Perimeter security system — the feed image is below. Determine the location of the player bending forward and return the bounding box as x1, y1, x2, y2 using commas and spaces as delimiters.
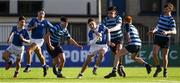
2, 16, 30, 78
77, 18, 110, 79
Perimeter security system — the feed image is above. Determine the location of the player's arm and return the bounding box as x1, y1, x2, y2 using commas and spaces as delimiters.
45, 31, 54, 50
20, 30, 30, 43
27, 19, 37, 31
162, 20, 176, 35
7, 32, 14, 44
162, 28, 176, 35
68, 38, 83, 49
20, 35, 30, 43
147, 26, 158, 36
108, 23, 121, 32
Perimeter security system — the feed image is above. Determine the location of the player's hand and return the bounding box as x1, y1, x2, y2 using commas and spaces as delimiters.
49, 45, 55, 50
161, 31, 168, 36
108, 41, 115, 47
78, 45, 83, 50
7, 39, 10, 44
147, 31, 154, 37
20, 34, 24, 40
33, 22, 38, 28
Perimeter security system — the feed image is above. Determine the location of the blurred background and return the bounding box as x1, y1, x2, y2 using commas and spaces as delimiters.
0, 0, 179, 67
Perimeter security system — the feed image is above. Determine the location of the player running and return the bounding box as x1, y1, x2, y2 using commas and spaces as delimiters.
77, 18, 110, 79
23, 10, 53, 77
2, 16, 30, 78
148, 3, 176, 78
103, 6, 126, 78
105, 16, 152, 79
45, 17, 83, 78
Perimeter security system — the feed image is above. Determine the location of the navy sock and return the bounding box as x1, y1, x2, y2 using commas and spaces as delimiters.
112, 67, 116, 73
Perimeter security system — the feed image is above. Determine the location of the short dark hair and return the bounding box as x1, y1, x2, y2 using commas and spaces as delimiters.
18, 16, 26, 21
60, 17, 68, 22
164, 3, 174, 11
108, 6, 117, 11
88, 18, 96, 23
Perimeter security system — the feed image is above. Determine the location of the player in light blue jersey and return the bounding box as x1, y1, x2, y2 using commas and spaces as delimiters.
77, 18, 110, 79
45, 17, 83, 78
104, 6, 126, 78
2, 16, 30, 78
24, 10, 53, 77
105, 16, 152, 79
148, 3, 176, 78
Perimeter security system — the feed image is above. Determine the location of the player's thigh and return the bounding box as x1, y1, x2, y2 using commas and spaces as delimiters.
57, 53, 65, 62
88, 45, 98, 56
28, 43, 38, 52
98, 45, 108, 56
118, 47, 128, 57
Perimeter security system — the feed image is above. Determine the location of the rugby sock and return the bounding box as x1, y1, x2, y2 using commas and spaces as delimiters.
118, 64, 122, 70
112, 67, 117, 73
156, 65, 161, 68
42, 64, 46, 69
143, 62, 148, 66
93, 65, 98, 70
26, 64, 31, 68
58, 69, 62, 74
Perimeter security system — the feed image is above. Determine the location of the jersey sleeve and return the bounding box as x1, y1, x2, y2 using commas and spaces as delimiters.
102, 17, 107, 27
28, 18, 35, 28
11, 26, 16, 33
169, 18, 176, 30
49, 26, 57, 34
46, 20, 54, 28
116, 16, 122, 24
64, 30, 71, 39
88, 30, 94, 41
23, 29, 30, 40
98, 25, 107, 33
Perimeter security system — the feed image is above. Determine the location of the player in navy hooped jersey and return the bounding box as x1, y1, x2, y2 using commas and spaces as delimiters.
148, 3, 176, 78
45, 17, 83, 78
2, 16, 30, 78
23, 10, 53, 77
111, 16, 152, 77
104, 6, 126, 78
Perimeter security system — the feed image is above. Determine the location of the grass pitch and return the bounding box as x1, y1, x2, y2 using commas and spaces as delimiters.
0, 67, 180, 83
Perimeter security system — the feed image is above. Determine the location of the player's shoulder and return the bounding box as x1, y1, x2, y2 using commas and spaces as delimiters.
12, 26, 17, 30
116, 15, 122, 20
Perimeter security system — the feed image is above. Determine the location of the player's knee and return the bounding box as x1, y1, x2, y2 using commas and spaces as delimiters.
27, 48, 33, 54
2, 52, 8, 60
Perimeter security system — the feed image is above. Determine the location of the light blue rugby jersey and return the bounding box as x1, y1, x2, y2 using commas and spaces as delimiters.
155, 14, 176, 37
102, 15, 123, 42
88, 25, 107, 44
124, 24, 141, 46
49, 23, 71, 45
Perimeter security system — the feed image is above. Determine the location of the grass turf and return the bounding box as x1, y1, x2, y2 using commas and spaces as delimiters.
0, 67, 180, 83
